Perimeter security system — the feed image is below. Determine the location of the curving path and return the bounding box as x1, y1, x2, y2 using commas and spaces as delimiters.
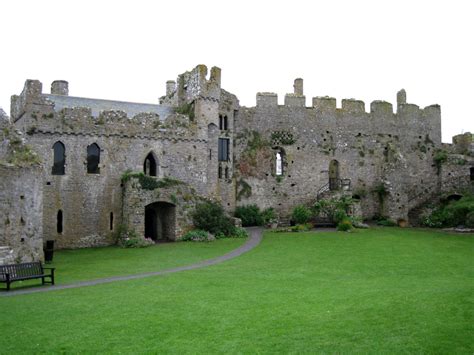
1, 227, 263, 297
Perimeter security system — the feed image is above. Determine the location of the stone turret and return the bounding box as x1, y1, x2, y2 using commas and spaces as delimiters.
293, 78, 303, 95
51, 80, 69, 96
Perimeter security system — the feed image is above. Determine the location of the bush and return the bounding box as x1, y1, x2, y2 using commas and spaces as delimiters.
234, 204, 264, 226
231, 227, 249, 238
261, 208, 276, 225
292, 205, 313, 224
312, 196, 353, 223
466, 211, 474, 228
234, 205, 276, 226
337, 219, 353, 231
192, 200, 236, 237
115, 224, 154, 248
181, 229, 211, 242
422, 194, 474, 228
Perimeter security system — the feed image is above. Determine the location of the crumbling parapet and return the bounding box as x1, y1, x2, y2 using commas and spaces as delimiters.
257, 92, 278, 107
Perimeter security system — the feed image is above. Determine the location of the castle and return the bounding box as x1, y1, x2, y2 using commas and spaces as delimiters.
0, 64, 473, 263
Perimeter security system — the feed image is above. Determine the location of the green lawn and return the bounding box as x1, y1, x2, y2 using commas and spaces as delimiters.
18, 238, 248, 286
1, 228, 473, 353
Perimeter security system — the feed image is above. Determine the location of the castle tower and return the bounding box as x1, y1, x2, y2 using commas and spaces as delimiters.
51, 80, 69, 96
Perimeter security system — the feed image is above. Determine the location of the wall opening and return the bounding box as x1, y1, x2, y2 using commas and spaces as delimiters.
218, 165, 223, 179
57, 210, 63, 234
218, 138, 230, 161
87, 143, 100, 174
225, 167, 229, 179
276, 152, 283, 175
329, 160, 340, 191
52, 141, 65, 175
470, 167, 474, 181
144, 152, 157, 176
144, 202, 176, 241
109, 212, 114, 231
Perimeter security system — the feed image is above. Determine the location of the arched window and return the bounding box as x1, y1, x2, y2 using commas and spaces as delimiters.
57, 210, 63, 234
144, 152, 157, 176
87, 143, 100, 174
219, 115, 223, 130
52, 141, 65, 175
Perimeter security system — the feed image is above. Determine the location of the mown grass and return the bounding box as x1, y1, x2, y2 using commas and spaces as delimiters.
12, 238, 247, 286
1, 228, 473, 353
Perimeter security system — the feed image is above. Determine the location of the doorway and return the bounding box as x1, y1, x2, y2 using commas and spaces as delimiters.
144, 202, 176, 241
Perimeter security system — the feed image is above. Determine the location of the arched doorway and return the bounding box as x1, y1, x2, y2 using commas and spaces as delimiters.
329, 160, 340, 191
144, 202, 176, 241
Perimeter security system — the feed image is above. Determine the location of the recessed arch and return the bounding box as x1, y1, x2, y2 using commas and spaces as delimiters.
144, 151, 158, 177
273, 147, 286, 176
52, 141, 65, 175
145, 202, 176, 241
329, 160, 340, 191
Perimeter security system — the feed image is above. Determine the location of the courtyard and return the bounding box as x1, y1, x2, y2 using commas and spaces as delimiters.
0, 227, 473, 353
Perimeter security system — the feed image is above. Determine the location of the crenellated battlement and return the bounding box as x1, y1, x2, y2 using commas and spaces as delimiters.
25, 106, 200, 140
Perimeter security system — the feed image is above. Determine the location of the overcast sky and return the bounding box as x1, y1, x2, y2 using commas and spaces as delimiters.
1, 0, 472, 142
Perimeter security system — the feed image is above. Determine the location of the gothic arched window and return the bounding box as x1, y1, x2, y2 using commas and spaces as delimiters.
144, 152, 157, 176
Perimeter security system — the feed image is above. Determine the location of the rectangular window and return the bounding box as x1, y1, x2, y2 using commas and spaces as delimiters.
218, 138, 230, 161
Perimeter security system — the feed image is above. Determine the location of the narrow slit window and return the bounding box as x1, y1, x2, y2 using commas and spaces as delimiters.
52, 141, 65, 175
223, 115, 228, 130
225, 167, 229, 179
218, 165, 223, 179
109, 212, 114, 231
219, 115, 223, 130
87, 143, 100, 174
57, 210, 63, 234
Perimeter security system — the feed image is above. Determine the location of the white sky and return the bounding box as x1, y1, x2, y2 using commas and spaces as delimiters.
1, 0, 473, 142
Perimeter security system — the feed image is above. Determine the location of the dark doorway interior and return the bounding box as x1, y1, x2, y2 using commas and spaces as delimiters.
144, 202, 176, 241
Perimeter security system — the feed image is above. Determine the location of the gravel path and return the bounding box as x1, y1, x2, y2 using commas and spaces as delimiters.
1, 227, 263, 297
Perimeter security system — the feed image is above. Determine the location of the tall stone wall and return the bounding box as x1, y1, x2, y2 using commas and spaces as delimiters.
234, 87, 442, 222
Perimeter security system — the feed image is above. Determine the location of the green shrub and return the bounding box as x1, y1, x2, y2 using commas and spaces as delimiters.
235, 204, 264, 226
313, 196, 353, 223
466, 211, 474, 228
261, 208, 276, 225
180, 229, 210, 242
292, 205, 313, 224
422, 194, 474, 228
231, 227, 249, 238
337, 219, 353, 231
192, 200, 236, 237
115, 224, 154, 248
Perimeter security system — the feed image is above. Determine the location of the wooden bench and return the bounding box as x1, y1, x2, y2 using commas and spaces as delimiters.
0, 262, 55, 291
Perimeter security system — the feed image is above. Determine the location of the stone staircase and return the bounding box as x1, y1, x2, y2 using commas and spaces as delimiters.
0, 246, 14, 265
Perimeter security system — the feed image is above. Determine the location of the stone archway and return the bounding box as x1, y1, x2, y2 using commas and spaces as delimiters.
144, 202, 176, 241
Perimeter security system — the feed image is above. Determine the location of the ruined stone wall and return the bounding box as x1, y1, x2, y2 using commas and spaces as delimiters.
0, 165, 43, 262
234, 88, 442, 222
122, 178, 201, 240
0, 117, 43, 262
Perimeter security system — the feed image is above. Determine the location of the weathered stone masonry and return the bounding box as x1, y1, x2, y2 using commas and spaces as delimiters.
0, 64, 472, 262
